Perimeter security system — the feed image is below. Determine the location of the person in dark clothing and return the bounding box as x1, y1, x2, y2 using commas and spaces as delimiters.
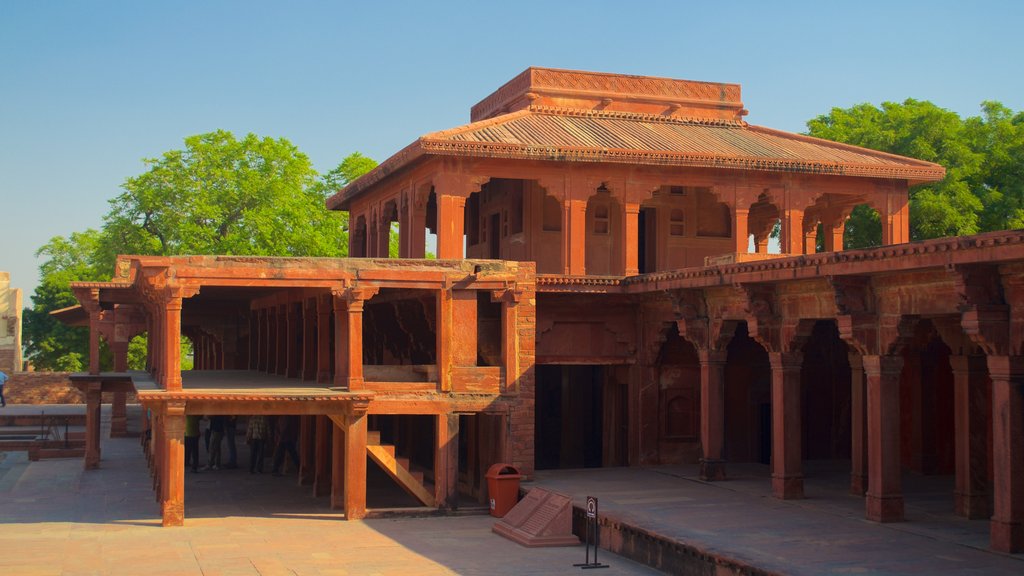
206, 415, 225, 470
271, 416, 300, 476
246, 415, 268, 474
224, 416, 238, 469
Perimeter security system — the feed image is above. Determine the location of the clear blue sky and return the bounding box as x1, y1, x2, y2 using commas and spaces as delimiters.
2, 0, 1022, 298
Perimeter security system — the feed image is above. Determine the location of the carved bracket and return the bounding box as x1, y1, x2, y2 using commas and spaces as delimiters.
737, 283, 780, 352
491, 286, 524, 305
950, 264, 1010, 356
828, 275, 873, 316
670, 289, 709, 351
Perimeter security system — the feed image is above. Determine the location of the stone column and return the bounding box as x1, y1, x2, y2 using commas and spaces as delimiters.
275, 305, 287, 376
563, 199, 587, 275
436, 288, 453, 392
803, 229, 817, 255
435, 414, 459, 509
286, 302, 300, 378
257, 308, 269, 372
988, 355, 1024, 553
162, 296, 183, 390
332, 414, 368, 519
110, 342, 129, 438
84, 381, 102, 470
249, 313, 258, 370
823, 220, 845, 252
733, 208, 750, 254
408, 193, 427, 258
161, 401, 186, 527
302, 299, 317, 381
436, 194, 467, 259
863, 354, 905, 522
951, 354, 989, 519
781, 208, 804, 255
498, 291, 520, 394
334, 290, 371, 391
623, 202, 640, 276
769, 351, 803, 499
331, 418, 345, 510
881, 189, 909, 246
699, 350, 727, 480
298, 415, 315, 486
849, 352, 868, 495
314, 415, 332, 497
316, 295, 332, 384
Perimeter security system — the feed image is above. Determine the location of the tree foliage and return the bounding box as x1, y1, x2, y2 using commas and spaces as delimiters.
806, 99, 1023, 247
23, 230, 111, 371
24, 130, 375, 370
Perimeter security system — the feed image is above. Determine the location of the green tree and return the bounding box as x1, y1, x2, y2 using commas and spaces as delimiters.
807, 99, 986, 247
24, 130, 376, 370
103, 130, 351, 258
22, 230, 110, 371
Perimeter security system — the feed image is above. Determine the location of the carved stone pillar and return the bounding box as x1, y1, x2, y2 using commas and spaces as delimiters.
849, 352, 868, 496
733, 208, 750, 254
275, 305, 287, 376
769, 351, 803, 499
863, 354, 905, 522
333, 287, 376, 391
161, 401, 186, 527
314, 415, 332, 497
316, 295, 332, 384
880, 187, 909, 246
298, 415, 315, 486
493, 289, 521, 395
110, 341, 129, 438
436, 194, 467, 259
162, 296, 183, 390
623, 202, 640, 276
951, 354, 990, 519
435, 414, 459, 509
563, 199, 587, 275
436, 288, 453, 392
823, 220, 845, 252
344, 412, 368, 520
286, 302, 299, 378
988, 355, 1024, 553
302, 299, 317, 381
84, 381, 102, 470
781, 208, 804, 255
699, 350, 727, 481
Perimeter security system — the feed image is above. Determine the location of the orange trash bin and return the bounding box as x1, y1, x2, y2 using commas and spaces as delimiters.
485, 463, 522, 517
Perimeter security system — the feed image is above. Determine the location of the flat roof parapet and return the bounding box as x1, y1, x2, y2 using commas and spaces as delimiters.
470, 67, 745, 123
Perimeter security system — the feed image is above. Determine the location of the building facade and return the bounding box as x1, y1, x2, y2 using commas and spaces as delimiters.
0, 272, 23, 372
70, 69, 1024, 554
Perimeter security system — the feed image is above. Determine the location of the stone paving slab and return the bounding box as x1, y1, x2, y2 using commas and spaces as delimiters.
0, 418, 659, 576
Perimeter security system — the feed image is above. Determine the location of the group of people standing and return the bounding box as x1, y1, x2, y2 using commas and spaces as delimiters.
183, 414, 300, 476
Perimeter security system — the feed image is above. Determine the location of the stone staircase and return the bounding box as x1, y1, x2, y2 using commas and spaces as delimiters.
365, 430, 435, 507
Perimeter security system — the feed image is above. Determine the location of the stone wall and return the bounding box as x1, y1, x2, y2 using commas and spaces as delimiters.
509, 262, 536, 477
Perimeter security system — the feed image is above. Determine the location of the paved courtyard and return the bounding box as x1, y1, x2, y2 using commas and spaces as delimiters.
0, 406, 657, 576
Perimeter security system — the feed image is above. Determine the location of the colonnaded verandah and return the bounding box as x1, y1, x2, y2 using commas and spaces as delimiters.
62, 68, 1024, 554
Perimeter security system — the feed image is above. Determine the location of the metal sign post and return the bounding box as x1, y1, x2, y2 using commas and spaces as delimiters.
573, 496, 609, 570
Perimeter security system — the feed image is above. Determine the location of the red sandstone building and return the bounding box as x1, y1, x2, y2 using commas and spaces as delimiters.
67, 69, 1024, 554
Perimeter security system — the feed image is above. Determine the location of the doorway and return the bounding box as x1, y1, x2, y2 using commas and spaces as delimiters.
534, 364, 627, 470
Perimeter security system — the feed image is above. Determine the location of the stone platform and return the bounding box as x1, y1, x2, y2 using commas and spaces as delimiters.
529, 464, 1024, 575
